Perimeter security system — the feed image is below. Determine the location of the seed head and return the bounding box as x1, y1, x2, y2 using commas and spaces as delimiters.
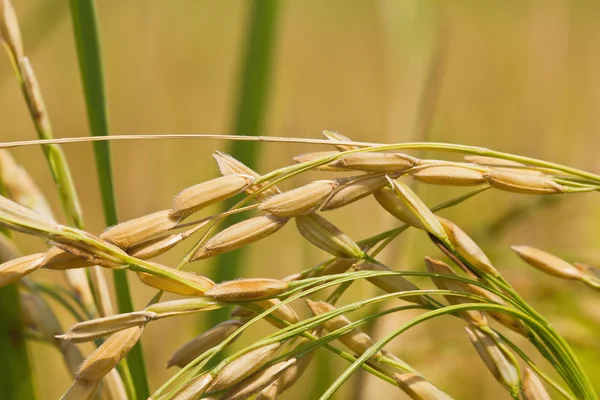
315, 257, 356, 277
255, 298, 300, 328
77, 326, 144, 381
0, 0, 23, 60
0, 150, 54, 219
136, 268, 214, 296
100, 209, 180, 249
321, 174, 390, 211
387, 178, 449, 243
41, 247, 92, 270
259, 180, 337, 217
521, 368, 551, 400
171, 373, 214, 400
0, 194, 56, 236
424, 257, 487, 326
465, 327, 521, 396
170, 174, 254, 219
57, 312, 154, 343
193, 215, 288, 261
374, 187, 426, 230
256, 381, 279, 400
0, 253, 45, 287
511, 246, 582, 280
393, 372, 455, 400
322, 130, 359, 151
277, 334, 321, 393
292, 151, 345, 171
353, 262, 426, 305
437, 217, 498, 276
168, 320, 244, 368
306, 300, 382, 358
330, 152, 418, 173
410, 164, 487, 186
208, 342, 281, 392
213, 151, 281, 201
465, 284, 529, 336
205, 278, 289, 302
61, 379, 101, 400
220, 359, 296, 400
295, 213, 364, 258
484, 170, 564, 195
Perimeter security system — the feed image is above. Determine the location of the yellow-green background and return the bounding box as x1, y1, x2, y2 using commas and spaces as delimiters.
1, 1, 599, 399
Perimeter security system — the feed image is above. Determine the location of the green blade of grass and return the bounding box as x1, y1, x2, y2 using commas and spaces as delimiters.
68, 1, 149, 398
210, 0, 280, 326
0, 283, 36, 399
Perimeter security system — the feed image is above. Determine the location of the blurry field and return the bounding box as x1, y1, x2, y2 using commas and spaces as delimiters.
1, 1, 599, 399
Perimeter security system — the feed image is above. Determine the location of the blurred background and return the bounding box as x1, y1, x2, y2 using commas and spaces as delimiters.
1, 1, 599, 398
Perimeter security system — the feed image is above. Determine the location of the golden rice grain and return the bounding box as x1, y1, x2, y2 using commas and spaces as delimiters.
521, 368, 551, 400
77, 326, 143, 381
465, 327, 520, 395
410, 164, 487, 186
321, 174, 390, 211
170, 174, 254, 218
260, 180, 337, 217
511, 246, 582, 280
192, 215, 288, 261
393, 372, 455, 400
353, 262, 426, 305
0, 253, 45, 286
205, 278, 289, 302
213, 151, 281, 201
424, 257, 487, 326
208, 342, 281, 392
484, 170, 564, 195
220, 359, 296, 400
100, 209, 180, 249
295, 213, 364, 259
330, 152, 418, 173
306, 300, 382, 358
168, 320, 244, 368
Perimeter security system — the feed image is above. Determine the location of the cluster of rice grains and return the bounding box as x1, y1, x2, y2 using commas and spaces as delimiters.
1, 130, 600, 400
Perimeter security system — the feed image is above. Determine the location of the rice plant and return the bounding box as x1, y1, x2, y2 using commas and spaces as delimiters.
1, 1, 599, 400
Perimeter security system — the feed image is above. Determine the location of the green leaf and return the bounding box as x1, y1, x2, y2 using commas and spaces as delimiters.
68, 0, 149, 397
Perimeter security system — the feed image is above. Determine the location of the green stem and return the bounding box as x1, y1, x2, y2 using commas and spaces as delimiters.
319, 302, 583, 400
0, 283, 36, 399
68, 0, 147, 397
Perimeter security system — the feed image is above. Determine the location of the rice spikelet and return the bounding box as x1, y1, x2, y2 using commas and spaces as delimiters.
511, 246, 582, 280
0, 253, 45, 286
321, 173, 391, 211
306, 300, 382, 358
220, 359, 296, 400
208, 342, 281, 392
192, 215, 288, 261
330, 152, 418, 173
259, 180, 337, 217
100, 209, 180, 249
213, 151, 281, 201
353, 262, 426, 305
205, 278, 289, 302
136, 268, 214, 296
295, 213, 364, 258
168, 320, 243, 368
170, 174, 254, 218
76, 326, 144, 381
393, 372, 455, 400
